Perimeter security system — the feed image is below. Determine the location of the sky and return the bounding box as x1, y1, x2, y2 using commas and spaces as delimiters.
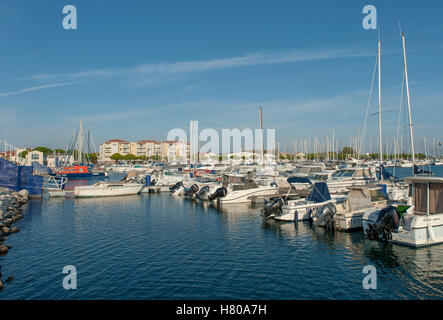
0, 0, 442, 155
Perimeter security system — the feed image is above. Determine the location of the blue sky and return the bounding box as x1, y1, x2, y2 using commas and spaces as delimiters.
0, 0, 442, 154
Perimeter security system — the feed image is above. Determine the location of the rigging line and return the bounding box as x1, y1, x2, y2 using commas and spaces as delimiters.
359, 54, 378, 157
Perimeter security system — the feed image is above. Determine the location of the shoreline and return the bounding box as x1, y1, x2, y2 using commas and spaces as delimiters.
0, 187, 30, 290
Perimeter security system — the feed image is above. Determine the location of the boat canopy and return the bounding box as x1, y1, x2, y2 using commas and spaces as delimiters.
307, 182, 331, 203
348, 188, 372, 211
287, 177, 312, 185
378, 165, 394, 180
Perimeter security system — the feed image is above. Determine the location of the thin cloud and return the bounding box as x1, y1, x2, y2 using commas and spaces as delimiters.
25, 47, 377, 84
0, 82, 79, 97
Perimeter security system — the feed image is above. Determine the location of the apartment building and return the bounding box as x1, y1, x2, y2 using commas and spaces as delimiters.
99, 139, 189, 161
99, 139, 130, 161
137, 140, 160, 158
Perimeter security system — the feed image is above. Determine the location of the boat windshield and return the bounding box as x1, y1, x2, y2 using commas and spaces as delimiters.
340, 170, 355, 177
307, 174, 328, 181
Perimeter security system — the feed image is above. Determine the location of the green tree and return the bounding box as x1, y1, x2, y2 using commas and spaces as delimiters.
34, 146, 53, 154
124, 153, 138, 161
19, 150, 28, 158
110, 153, 124, 161
88, 153, 98, 163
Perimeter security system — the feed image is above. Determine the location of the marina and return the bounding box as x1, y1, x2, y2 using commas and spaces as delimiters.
1, 162, 443, 298
1, 1, 443, 305
0, 168, 442, 299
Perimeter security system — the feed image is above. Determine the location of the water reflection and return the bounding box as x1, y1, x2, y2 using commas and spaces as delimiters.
211, 202, 262, 219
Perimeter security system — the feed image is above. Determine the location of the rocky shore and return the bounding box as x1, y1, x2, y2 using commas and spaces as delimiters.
0, 186, 29, 290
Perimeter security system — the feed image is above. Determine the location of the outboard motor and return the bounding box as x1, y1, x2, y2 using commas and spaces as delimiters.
208, 187, 228, 201
184, 184, 199, 198
365, 206, 400, 241
262, 198, 286, 219
194, 186, 210, 200
169, 181, 184, 192
312, 203, 337, 229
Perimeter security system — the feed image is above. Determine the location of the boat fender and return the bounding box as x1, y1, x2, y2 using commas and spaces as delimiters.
427, 222, 436, 243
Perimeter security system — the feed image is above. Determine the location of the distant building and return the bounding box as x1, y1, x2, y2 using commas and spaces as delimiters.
137, 140, 161, 158
99, 139, 130, 161
98, 139, 189, 162
26, 150, 47, 166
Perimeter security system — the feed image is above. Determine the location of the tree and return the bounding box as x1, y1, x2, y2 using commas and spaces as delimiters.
88, 153, 98, 163
19, 150, 28, 158
340, 147, 354, 159
110, 153, 124, 161
124, 154, 138, 161
34, 146, 53, 154
54, 149, 66, 154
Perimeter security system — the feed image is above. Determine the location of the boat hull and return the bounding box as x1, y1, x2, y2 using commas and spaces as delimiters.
56, 172, 107, 180
219, 187, 279, 204
74, 183, 143, 197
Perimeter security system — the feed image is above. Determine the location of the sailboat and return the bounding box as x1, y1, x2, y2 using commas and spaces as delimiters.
53, 121, 107, 180
363, 32, 443, 247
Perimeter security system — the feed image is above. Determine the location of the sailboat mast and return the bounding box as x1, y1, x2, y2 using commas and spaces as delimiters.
78, 120, 83, 163
402, 32, 416, 164
259, 105, 264, 165
378, 40, 383, 162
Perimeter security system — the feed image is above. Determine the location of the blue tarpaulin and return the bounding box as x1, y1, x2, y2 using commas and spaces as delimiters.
307, 182, 331, 203
0, 158, 43, 196
32, 162, 53, 174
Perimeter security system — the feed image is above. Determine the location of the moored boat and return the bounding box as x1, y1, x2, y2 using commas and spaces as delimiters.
73, 181, 143, 197
363, 176, 443, 247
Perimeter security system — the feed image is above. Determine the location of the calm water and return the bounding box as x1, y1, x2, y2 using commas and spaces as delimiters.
1, 167, 443, 300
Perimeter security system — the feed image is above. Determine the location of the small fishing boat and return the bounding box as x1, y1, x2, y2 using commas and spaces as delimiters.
73, 181, 143, 197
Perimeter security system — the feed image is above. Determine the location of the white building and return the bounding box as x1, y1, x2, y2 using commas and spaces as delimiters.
26, 150, 47, 166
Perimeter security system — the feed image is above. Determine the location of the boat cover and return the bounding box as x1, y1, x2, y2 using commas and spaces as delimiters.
348, 188, 371, 211
287, 177, 312, 185
307, 182, 331, 202
378, 165, 394, 180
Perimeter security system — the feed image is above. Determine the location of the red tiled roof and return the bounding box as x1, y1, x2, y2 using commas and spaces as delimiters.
104, 139, 129, 144
137, 140, 159, 144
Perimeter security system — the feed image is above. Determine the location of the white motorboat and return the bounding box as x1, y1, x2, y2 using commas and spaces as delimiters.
74, 181, 143, 197
325, 167, 377, 193
264, 182, 346, 221
331, 186, 388, 231
363, 176, 443, 247
215, 174, 279, 204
